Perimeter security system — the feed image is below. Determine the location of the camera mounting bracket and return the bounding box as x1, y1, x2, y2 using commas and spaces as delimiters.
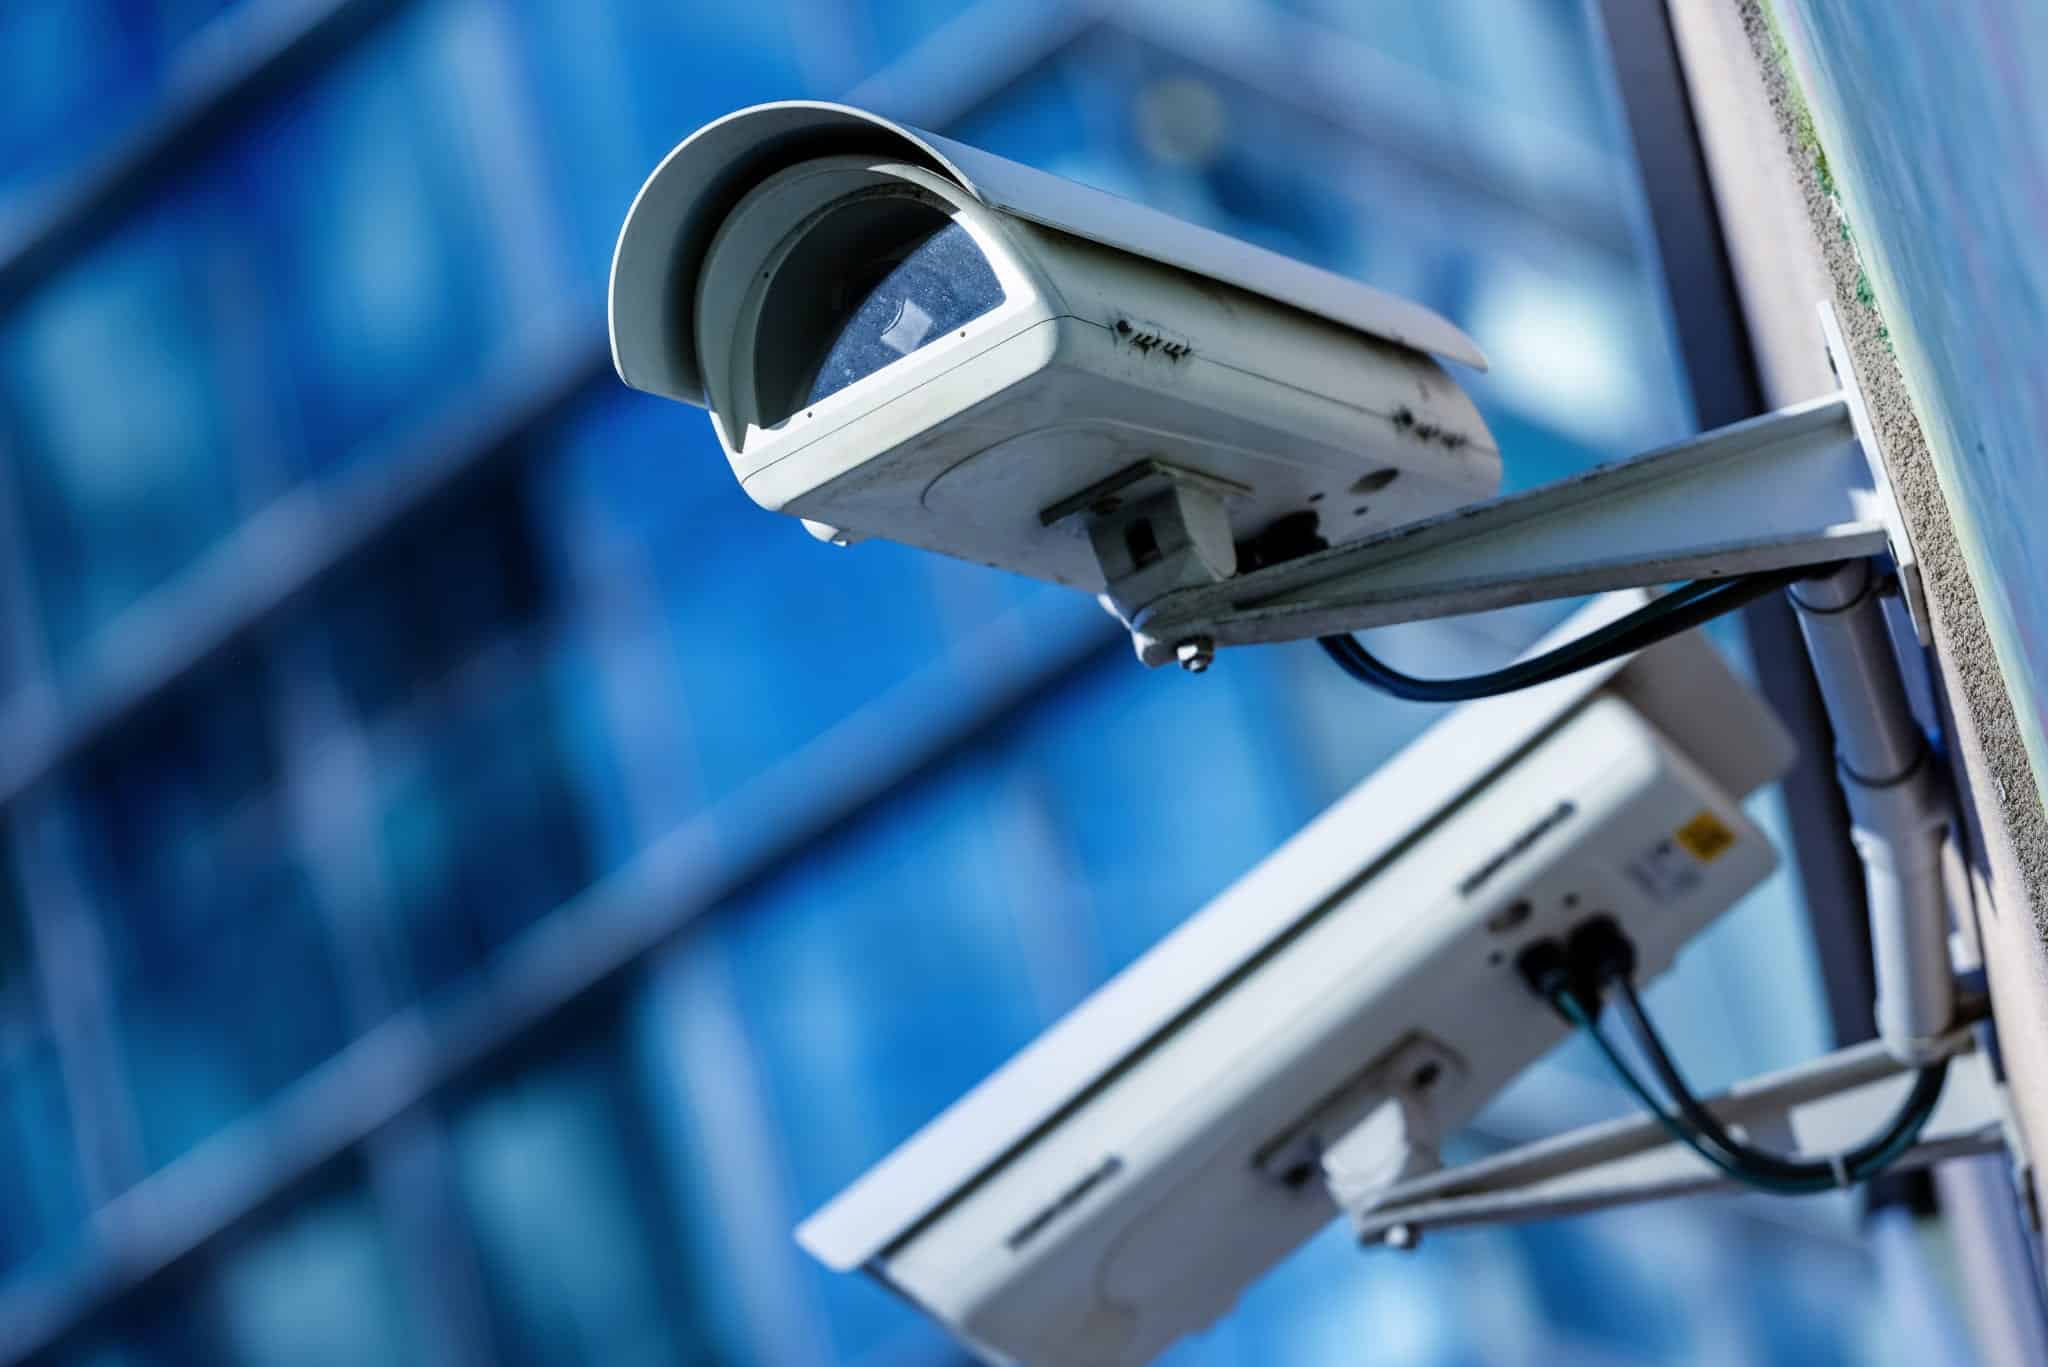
1346, 1023, 2004, 1248
1123, 303, 1925, 667
1043, 459, 1248, 614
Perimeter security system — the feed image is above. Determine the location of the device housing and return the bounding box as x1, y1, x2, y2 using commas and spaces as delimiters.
796, 605, 1794, 1366
609, 102, 1501, 592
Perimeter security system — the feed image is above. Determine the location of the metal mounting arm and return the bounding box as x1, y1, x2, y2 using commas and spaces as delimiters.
1342, 1027, 2003, 1249
1114, 305, 1922, 668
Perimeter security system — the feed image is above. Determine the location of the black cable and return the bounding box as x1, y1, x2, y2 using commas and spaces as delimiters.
1605, 980, 1830, 1185
1537, 923, 1950, 1193
1321, 569, 1796, 702
1523, 938, 1800, 1189
1548, 987, 1789, 1189
1319, 565, 1819, 702
1555, 984, 1947, 1194
1603, 975, 1948, 1192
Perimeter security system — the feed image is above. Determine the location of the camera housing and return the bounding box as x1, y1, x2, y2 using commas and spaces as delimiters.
610, 102, 1501, 594
794, 601, 1794, 1366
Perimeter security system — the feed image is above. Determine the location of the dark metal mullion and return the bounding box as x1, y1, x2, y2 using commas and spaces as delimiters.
1584, 0, 1877, 1050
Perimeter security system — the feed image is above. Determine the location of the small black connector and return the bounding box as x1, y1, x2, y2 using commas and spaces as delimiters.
1235, 510, 1328, 573
1565, 916, 1636, 1007
1515, 939, 1573, 1019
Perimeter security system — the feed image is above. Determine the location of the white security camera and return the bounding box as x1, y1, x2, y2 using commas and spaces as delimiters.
609, 101, 1499, 613
795, 606, 1794, 1366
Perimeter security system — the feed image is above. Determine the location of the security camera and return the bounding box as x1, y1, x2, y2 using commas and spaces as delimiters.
611, 110, 1980, 1367
794, 604, 1795, 1366
610, 101, 1499, 612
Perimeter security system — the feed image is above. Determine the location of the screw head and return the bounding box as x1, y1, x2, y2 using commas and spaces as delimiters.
1384, 1222, 1420, 1251
1175, 637, 1215, 673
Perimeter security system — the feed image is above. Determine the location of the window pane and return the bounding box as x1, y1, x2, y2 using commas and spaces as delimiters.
447, 1020, 711, 1367
641, 762, 1079, 1366
0, 2, 246, 213
0, 831, 88, 1286
309, 476, 550, 727
372, 647, 591, 999
290, 472, 591, 999
1007, 655, 1311, 972
62, 652, 351, 1168
1281, 0, 1612, 144
0, 208, 244, 675
604, 1, 810, 153
530, 394, 968, 806
223, 4, 529, 477
211, 1165, 418, 1367
0, 1038, 84, 1286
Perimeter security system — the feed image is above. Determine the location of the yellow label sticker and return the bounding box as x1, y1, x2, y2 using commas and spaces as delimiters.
1674, 810, 1737, 863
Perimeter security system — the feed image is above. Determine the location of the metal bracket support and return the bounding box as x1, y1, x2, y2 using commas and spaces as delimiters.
1043, 459, 1246, 621
1816, 300, 1931, 642
1346, 1027, 2001, 1248
1110, 304, 1918, 666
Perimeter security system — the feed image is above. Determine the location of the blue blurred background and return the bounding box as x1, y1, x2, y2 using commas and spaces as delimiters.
0, 0, 1985, 1363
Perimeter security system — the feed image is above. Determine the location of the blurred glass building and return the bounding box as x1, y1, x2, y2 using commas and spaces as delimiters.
0, 1, 1980, 1363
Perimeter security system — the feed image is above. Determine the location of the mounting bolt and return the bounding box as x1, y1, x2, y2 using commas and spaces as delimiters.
1175, 637, 1215, 674
1384, 1223, 1420, 1252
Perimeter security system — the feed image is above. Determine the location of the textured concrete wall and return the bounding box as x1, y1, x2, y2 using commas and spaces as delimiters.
1705, 0, 2048, 1218
1765, 0, 2048, 865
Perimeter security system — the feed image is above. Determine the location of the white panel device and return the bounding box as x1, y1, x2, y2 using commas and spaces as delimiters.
796, 609, 1794, 1365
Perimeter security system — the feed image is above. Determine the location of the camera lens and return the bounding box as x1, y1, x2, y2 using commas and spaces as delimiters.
805, 220, 1004, 406
751, 196, 1004, 425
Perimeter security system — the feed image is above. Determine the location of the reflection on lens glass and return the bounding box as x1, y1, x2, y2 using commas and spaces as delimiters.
806, 221, 1004, 406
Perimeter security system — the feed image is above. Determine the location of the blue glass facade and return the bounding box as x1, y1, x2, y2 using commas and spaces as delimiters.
0, 1, 1971, 1363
